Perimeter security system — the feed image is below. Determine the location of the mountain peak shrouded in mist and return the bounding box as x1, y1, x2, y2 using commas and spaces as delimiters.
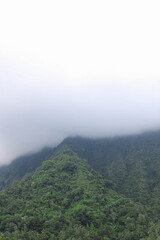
1, 0, 160, 164
0, 1, 160, 238
1, 129, 160, 190
1, 77, 160, 165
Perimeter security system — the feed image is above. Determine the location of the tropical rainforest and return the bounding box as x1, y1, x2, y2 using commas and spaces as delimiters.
1, 131, 160, 239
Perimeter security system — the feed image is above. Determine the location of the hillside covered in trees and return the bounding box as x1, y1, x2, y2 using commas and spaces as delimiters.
1, 131, 160, 239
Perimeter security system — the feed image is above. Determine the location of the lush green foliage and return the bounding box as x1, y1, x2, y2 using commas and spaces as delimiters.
63, 132, 160, 208
1, 131, 160, 238
0, 147, 151, 239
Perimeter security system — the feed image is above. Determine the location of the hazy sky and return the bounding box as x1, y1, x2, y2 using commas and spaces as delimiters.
0, 0, 160, 165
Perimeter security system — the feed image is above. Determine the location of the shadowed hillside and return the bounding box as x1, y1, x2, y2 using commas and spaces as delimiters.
0, 147, 54, 190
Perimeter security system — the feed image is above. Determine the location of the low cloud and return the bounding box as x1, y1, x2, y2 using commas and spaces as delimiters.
0, 63, 160, 165
0, 0, 160, 164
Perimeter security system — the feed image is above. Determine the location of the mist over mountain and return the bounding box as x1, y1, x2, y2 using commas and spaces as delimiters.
1, 1, 160, 239
1, 0, 160, 165
1, 76, 160, 165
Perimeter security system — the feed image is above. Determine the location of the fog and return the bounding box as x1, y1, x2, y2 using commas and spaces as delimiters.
0, 0, 160, 165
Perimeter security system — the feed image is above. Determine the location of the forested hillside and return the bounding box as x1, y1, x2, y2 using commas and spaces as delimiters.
0, 147, 153, 239
1, 131, 160, 239
62, 131, 160, 209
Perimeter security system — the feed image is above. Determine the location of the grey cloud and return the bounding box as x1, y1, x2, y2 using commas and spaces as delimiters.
1, 63, 160, 165
1, 0, 160, 166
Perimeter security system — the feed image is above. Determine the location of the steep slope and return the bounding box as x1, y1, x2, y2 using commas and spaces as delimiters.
0, 147, 54, 190
61, 131, 160, 211
0, 147, 150, 239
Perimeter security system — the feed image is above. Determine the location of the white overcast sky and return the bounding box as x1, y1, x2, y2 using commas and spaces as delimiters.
0, 0, 160, 165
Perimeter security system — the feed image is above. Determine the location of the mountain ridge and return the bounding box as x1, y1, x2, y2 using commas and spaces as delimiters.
1, 131, 160, 238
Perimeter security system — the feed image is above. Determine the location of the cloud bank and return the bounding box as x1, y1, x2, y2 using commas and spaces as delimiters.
0, 0, 160, 164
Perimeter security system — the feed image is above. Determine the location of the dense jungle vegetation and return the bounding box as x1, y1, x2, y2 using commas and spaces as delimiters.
1, 131, 160, 239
